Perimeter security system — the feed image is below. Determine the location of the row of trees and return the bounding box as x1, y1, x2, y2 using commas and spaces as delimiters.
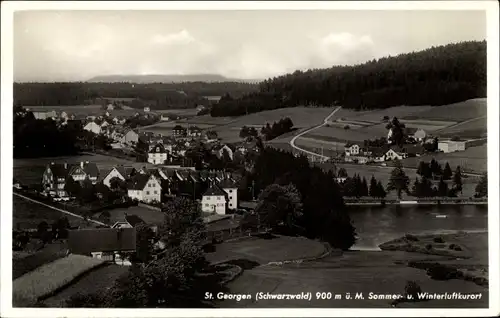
14, 106, 80, 158
260, 117, 294, 141
342, 174, 387, 199
14, 82, 258, 110
247, 147, 357, 250
417, 160, 459, 181
211, 41, 486, 117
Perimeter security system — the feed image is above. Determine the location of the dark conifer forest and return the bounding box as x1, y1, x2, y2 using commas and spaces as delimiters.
13, 82, 258, 109
211, 41, 486, 117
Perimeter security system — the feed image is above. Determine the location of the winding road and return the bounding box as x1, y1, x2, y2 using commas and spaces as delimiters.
289, 107, 341, 160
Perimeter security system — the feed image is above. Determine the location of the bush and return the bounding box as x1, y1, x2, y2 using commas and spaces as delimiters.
404, 281, 422, 300
426, 264, 461, 280
404, 234, 419, 241
66, 292, 107, 308
425, 244, 432, 250
449, 243, 462, 251
433, 236, 445, 243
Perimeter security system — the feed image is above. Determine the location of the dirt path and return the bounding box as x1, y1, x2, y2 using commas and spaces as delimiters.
289, 107, 341, 160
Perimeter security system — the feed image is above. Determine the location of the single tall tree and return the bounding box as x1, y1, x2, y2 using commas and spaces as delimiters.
369, 175, 378, 197
442, 162, 453, 180
453, 166, 463, 194
437, 177, 449, 197
387, 159, 410, 199
475, 173, 488, 198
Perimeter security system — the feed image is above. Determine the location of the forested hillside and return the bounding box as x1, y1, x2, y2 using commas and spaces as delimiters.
13, 82, 259, 109
211, 41, 486, 117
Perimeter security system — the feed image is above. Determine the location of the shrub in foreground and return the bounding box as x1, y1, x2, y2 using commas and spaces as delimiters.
404, 280, 422, 300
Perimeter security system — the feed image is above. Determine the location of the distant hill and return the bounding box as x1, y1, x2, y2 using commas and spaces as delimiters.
87, 74, 262, 84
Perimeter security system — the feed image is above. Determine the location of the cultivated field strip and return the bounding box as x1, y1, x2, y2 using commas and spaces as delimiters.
13, 254, 106, 303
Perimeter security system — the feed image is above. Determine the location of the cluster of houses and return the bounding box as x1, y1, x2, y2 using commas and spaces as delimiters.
41, 161, 241, 215
341, 127, 472, 164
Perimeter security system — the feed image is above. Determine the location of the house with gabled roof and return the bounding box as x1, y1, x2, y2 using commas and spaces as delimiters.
83, 121, 102, 135
214, 144, 234, 161
148, 143, 169, 165
121, 129, 139, 145
202, 185, 228, 215
67, 228, 136, 266
218, 178, 238, 210
41, 161, 100, 197
344, 143, 361, 156
127, 174, 162, 203
102, 165, 136, 188
111, 213, 145, 229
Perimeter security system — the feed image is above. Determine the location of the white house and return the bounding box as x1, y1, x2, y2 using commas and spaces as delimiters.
121, 130, 139, 145
218, 179, 238, 211
144, 107, 150, 113
438, 140, 466, 153
83, 121, 102, 135
385, 148, 407, 161
344, 143, 360, 156
100, 120, 110, 129
160, 114, 170, 121
201, 185, 228, 215
148, 143, 168, 165
60, 111, 69, 120
103, 166, 134, 188
107, 104, 115, 111
33, 110, 57, 120
127, 174, 162, 203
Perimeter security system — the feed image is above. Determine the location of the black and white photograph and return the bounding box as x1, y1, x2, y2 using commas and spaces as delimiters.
1, 1, 499, 317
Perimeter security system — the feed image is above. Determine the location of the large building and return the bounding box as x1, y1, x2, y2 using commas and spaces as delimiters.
438, 140, 467, 153
42, 161, 99, 197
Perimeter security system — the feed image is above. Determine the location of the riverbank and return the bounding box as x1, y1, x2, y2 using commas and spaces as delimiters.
379, 231, 488, 288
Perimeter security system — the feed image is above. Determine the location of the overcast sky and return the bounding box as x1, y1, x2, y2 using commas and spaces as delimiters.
14, 10, 486, 82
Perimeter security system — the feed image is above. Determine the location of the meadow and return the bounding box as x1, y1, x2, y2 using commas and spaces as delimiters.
403, 98, 486, 122
436, 117, 487, 139
43, 264, 129, 307
13, 195, 92, 230
13, 254, 106, 304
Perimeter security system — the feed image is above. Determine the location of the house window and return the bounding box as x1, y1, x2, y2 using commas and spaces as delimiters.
229, 196, 233, 200
154, 191, 157, 194
217, 196, 222, 200
229, 203, 233, 207
205, 204, 209, 207
229, 189, 233, 193
146, 191, 150, 195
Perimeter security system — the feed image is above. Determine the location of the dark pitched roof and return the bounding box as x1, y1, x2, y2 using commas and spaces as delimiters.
83, 162, 99, 178
173, 125, 186, 131
48, 163, 69, 179
203, 185, 227, 196
127, 174, 153, 190
68, 228, 136, 255
149, 143, 166, 154
126, 214, 145, 227
218, 178, 237, 189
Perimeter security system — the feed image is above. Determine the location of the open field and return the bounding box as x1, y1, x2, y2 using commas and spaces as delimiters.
206, 235, 327, 265
184, 115, 236, 126
43, 264, 128, 307
13, 195, 93, 230
13, 242, 69, 280
101, 205, 165, 226
399, 145, 487, 174
13, 254, 106, 304
222, 249, 487, 308
403, 99, 486, 122
339, 105, 434, 123
304, 126, 372, 143
155, 108, 200, 117
436, 117, 487, 139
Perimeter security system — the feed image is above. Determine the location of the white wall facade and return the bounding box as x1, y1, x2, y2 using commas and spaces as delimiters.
201, 195, 227, 215
103, 168, 126, 188
222, 187, 238, 210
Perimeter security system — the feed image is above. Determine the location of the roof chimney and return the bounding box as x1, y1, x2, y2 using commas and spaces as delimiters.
51, 162, 55, 165
80, 162, 84, 168
64, 162, 68, 169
